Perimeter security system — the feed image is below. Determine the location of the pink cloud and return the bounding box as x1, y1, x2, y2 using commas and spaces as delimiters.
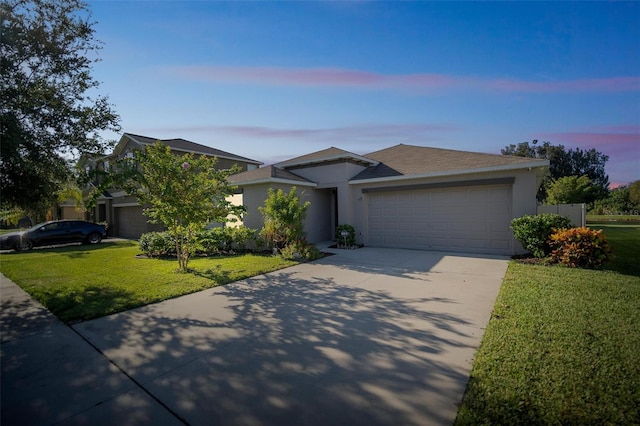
153, 123, 459, 143
167, 65, 640, 93
540, 131, 639, 155
590, 125, 640, 133
170, 66, 457, 91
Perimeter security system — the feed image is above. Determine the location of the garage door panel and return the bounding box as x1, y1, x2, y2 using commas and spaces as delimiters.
397, 222, 413, 232
491, 240, 511, 250
468, 238, 490, 249
366, 184, 512, 255
116, 206, 148, 239
396, 192, 413, 203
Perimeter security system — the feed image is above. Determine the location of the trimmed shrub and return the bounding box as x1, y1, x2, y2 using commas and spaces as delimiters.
197, 227, 233, 254
141, 227, 259, 257
196, 226, 259, 255
139, 231, 175, 257
336, 224, 356, 247
229, 226, 257, 251
549, 227, 612, 268
280, 239, 322, 261
510, 214, 572, 258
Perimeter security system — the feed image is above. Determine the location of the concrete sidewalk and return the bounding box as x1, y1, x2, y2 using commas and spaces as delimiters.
0, 274, 180, 425
1, 247, 508, 425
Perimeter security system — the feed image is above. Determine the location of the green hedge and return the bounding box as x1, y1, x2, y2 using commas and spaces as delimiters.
139, 227, 258, 257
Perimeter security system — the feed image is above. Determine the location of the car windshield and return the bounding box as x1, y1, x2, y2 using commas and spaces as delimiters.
29, 222, 59, 232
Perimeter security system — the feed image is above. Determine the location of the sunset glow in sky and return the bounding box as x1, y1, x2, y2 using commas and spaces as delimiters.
88, 1, 639, 186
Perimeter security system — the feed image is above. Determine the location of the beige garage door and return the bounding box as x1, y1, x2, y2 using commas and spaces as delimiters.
115, 206, 149, 239
366, 184, 513, 255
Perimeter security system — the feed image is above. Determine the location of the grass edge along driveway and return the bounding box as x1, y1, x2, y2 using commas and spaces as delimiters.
455, 223, 640, 425
0, 240, 297, 323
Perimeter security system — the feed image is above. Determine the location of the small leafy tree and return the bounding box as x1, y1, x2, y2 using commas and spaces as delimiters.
259, 187, 310, 251
122, 142, 244, 272
546, 175, 599, 205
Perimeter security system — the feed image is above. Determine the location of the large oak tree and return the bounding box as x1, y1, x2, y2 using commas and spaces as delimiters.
1, 0, 120, 220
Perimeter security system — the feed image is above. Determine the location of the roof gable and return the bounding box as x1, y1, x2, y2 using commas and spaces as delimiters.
117, 133, 262, 165
275, 147, 377, 169
228, 165, 316, 187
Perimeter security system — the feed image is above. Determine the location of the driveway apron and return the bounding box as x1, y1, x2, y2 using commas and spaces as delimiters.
3, 248, 508, 425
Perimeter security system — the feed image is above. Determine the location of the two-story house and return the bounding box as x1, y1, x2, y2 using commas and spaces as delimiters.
78, 133, 261, 239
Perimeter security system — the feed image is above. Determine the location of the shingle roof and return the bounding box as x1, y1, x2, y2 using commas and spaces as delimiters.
124, 133, 262, 165
275, 147, 376, 168
228, 165, 314, 185
230, 143, 548, 186
352, 144, 547, 180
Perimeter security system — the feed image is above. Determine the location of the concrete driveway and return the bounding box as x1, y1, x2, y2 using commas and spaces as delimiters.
1, 247, 508, 425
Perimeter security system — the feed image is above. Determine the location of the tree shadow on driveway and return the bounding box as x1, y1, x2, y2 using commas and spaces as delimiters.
73, 250, 506, 426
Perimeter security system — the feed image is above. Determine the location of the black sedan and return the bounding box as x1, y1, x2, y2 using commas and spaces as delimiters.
0, 220, 107, 251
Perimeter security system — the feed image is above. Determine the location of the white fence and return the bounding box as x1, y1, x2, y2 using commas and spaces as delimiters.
537, 203, 586, 227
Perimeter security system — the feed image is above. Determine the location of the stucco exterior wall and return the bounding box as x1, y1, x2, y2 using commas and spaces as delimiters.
238, 183, 292, 231
237, 183, 333, 243
215, 157, 252, 172
289, 162, 366, 187
284, 162, 367, 236
60, 205, 84, 220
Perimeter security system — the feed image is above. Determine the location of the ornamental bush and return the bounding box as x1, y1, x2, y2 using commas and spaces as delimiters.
510, 214, 572, 258
197, 226, 258, 254
140, 226, 258, 257
229, 226, 258, 252
336, 224, 356, 247
139, 231, 175, 257
259, 187, 310, 250
197, 227, 233, 254
549, 227, 612, 269
279, 239, 322, 261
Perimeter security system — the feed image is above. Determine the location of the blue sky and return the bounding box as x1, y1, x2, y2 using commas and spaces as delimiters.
88, 1, 639, 186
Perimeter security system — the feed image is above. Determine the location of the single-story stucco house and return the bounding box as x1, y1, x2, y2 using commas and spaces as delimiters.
229, 144, 549, 256
79, 133, 262, 238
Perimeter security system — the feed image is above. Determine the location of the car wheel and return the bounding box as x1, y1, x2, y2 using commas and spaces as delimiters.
15, 239, 33, 251
86, 233, 102, 244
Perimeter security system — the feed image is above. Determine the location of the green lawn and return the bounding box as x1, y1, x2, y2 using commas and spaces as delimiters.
456, 223, 640, 425
591, 223, 640, 276
0, 240, 296, 322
